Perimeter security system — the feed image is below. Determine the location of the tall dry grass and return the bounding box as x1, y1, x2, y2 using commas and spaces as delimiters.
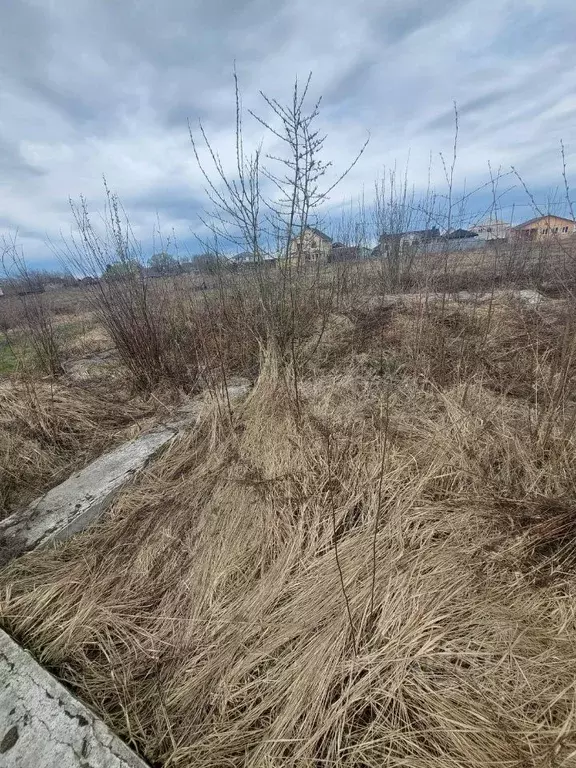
2, 293, 576, 767
0, 378, 156, 518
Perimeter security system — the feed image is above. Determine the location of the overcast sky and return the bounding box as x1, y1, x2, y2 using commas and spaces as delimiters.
1, 0, 576, 266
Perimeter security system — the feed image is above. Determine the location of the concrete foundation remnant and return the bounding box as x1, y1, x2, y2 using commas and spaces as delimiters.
0, 384, 249, 566
0, 628, 148, 768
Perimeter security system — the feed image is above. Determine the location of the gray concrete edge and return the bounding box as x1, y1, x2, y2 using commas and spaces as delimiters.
0, 628, 149, 767
0, 383, 249, 566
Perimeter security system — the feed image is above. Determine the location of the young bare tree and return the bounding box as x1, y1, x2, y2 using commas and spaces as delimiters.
1, 235, 63, 376
190, 73, 368, 405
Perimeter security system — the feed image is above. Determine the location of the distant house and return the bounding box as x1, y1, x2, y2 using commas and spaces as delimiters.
233, 251, 255, 264
470, 219, 510, 241
401, 228, 439, 246
379, 228, 440, 249
288, 227, 332, 263
444, 229, 478, 240
328, 244, 372, 263
232, 251, 277, 268
513, 215, 576, 241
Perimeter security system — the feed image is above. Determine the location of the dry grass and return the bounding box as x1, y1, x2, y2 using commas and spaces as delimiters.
0, 378, 157, 517
323, 294, 576, 406
2, 291, 576, 766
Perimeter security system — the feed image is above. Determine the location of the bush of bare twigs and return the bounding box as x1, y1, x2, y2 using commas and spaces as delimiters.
1, 240, 64, 376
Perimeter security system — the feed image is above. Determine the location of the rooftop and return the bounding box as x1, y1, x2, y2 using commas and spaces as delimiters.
514, 215, 575, 229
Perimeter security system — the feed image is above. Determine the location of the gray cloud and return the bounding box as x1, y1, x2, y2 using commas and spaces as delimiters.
459, 88, 517, 118
0, 1, 51, 77
0, 139, 44, 180
373, 0, 458, 42
0, 0, 575, 265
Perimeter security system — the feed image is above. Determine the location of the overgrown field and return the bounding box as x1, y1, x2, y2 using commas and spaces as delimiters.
0, 300, 156, 518
2, 248, 576, 766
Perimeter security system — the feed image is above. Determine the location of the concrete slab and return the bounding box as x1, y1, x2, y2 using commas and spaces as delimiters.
507, 289, 545, 305
377, 288, 547, 307
0, 427, 176, 566
451, 289, 545, 305
0, 384, 249, 566
0, 628, 148, 768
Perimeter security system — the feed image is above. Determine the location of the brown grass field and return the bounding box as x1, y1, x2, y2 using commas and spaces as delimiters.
2, 243, 576, 766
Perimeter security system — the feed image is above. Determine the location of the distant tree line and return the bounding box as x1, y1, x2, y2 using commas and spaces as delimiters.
0, 269, 78, 296
1, 253, 221, 294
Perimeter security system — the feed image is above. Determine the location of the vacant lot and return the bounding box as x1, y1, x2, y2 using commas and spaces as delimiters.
0, 273, 221, 518
2, 247, 576, 766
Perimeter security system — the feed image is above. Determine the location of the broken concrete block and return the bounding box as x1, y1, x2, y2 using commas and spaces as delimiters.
0, 628, 148, 768
0, 427, 176, 566
0, 384, 249, 566
508, 289, 545, 305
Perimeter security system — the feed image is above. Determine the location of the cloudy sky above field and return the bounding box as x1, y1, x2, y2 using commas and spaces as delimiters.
1, 0, 576, 266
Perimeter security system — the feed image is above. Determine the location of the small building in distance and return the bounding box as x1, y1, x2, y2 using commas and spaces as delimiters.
444, 229, 479, 240
232, 251, 256, 264
470, 219, 510, 241
231, 251, 277, 269
378, 228, 440, 249
328, 244, 372, 263
288, 227, 332, 263
400, 228, 440, 247
407, 228, 439, 246
512, 215, 576, 241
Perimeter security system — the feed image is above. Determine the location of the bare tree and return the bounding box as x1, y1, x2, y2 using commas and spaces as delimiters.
189, 72, 368, 406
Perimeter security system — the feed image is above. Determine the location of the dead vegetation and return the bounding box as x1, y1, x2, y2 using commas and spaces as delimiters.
2, 281, 576, 766
0, 378, 157, 518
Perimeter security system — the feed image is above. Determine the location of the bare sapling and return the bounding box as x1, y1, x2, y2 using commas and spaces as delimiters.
190, 72, 368, 411
1, 236, 63, 376
62, 186, 198, 392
